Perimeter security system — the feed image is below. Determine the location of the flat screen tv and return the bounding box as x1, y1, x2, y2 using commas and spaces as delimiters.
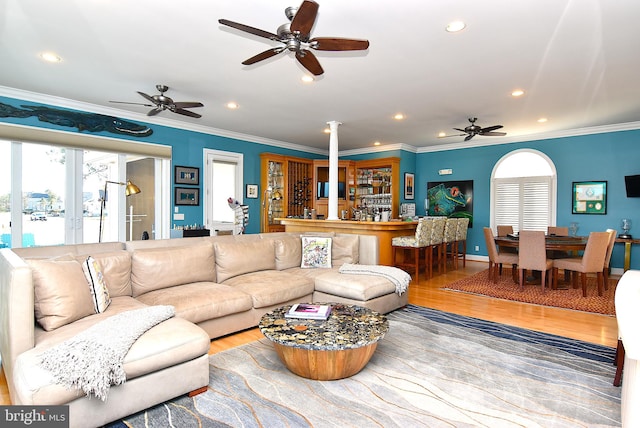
625, 175, 640, 197
317, 182, 346, 199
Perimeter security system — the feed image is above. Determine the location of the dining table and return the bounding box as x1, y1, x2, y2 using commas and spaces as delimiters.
495, 234, 588, 253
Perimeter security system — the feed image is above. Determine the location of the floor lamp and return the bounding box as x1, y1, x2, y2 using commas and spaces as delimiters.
98, 180, 141, 242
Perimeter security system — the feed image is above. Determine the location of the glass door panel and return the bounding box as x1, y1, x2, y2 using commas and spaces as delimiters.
0, 141, 10, 248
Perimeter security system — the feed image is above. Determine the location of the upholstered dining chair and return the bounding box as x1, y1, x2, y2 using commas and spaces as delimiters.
442, 218, 460, 272
455, 218, 470, 268
392, 217, 433, 283
552, 231, 611, 297
547, 226, 569, 236
518, 230, 553, 292
497, 225, 514, 236
603, 228, 618, 289
483, 227, 518, 284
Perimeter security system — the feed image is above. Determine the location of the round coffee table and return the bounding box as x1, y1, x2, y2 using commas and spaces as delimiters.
259, 303, 389, 380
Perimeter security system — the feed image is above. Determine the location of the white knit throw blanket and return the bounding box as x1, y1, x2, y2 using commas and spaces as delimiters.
338, 263, 411, 295
39, 305, 175, 401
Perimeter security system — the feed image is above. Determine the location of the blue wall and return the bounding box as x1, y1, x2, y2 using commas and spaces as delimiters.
415, 130, 640, 270
2, 95, 639, 269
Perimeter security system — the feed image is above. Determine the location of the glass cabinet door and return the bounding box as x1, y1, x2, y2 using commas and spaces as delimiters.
266, 160, 285, 226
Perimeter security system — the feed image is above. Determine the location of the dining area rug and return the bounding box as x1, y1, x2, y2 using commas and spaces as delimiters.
443, 268, 616, 315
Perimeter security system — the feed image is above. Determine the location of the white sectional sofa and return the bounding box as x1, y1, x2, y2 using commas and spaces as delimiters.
0, 231, 408, 428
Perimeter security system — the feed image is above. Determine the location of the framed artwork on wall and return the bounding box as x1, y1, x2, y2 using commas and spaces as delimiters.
404, 173, 415, 200
572, 181, 607, 214
175, 187, 199, 206
174, 165, 199, 185
246, 184, 259, 199
426, 180, 474, 226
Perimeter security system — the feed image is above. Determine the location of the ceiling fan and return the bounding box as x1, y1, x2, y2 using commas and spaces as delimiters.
218, 0, 369, 76
110, 85, 204, 118
439, 117, 507, 141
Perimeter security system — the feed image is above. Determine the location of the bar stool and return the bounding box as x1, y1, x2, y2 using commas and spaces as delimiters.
392, 218, 433, 282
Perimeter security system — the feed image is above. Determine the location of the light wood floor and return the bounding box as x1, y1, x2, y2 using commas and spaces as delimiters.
0, 260, 618, 405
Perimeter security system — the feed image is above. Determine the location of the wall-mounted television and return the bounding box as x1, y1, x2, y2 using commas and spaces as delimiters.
317, 182, 346, 199
625, 175, 640, 197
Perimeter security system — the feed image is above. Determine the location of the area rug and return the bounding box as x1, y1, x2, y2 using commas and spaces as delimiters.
443, 268, 616, 315
106, 305, 620, 427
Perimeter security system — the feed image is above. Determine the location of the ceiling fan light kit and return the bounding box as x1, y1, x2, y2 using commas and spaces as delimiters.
439, 117, 507, 141
218, 0, 370, 76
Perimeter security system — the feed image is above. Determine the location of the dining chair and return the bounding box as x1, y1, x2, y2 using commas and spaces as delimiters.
603, 228, 618, 289
483, 227, 518, 283
497, 225, 514, 236
518, 230, 553, 292
552, 231, 611, 297
547, 226, 569, 236
392, 217, 433, 283
455, 218, 470, 267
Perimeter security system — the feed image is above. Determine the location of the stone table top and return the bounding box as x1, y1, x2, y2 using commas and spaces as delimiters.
259, 303, 389, 351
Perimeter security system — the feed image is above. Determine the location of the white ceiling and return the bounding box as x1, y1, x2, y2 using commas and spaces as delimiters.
1, 0, 639, 153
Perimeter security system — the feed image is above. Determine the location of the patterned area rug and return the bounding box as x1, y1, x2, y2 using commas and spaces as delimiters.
443, 268, 616, 315
106, 305, 621, 427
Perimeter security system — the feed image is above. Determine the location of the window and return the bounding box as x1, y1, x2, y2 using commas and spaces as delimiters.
491, 149, 557, 233
204, 149, 243, 233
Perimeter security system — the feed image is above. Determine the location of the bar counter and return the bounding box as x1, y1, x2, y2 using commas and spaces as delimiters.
276, 218, 418, 266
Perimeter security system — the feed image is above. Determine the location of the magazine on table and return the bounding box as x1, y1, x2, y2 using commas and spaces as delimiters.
285, 303, 332, 320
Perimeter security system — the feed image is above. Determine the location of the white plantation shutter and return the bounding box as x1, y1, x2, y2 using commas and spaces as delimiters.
492, 150, 556, 234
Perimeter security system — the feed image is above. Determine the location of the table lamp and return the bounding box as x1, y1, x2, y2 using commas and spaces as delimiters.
620, 218, 632, 239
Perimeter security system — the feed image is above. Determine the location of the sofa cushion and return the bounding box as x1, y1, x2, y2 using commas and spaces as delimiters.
222, 270, 315, 308
81, 256, 111, 313
83, 250, 132, 298
332, 235, 359, 266
17, 297, 210, 406
27, 259, 95, 331
131, 243, 215, 297
275, 235, 302, 270
301, 236, 332, 268
313, 271, 396, 301
214, 239, 275, 282
135, 282, 254, 323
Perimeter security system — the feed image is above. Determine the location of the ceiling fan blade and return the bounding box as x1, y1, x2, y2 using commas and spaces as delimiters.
137, 91, 157, 105
173, 101, 204, 109
464, 134, 475, 141
218, 19, 278, 40
109, 100, 154, 107
147, 108, 162, 116
290, 0, 319, 40
480, 131, 507, 137
174, 108, 202, 118
438, 133, 467, 138
296, 49, 324, 75
453, 128, 466, 133
310, 37, 370, 51
480, 125, 503, 133
242, 47, 285, 65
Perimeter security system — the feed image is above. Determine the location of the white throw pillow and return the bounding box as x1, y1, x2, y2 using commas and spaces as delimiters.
82, 256, 112, 313
301, 236, 332, 269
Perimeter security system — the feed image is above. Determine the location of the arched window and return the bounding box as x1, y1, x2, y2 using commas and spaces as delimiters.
491, 149, 557, 233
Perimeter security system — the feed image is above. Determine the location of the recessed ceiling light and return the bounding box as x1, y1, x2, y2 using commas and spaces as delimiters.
373, 141, 381, 146
537, 117, 548, 123
446, 21, 466, 32
323, 128, 331, 134
40, 52, 61, 63
438, 132, 447, 137
226, 102, 238, 109
301, 75, 314, 83
393, 113, 405, 120
511, 89, 525, 97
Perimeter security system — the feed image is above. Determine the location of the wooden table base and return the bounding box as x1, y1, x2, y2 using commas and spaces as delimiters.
273, 342, 379, 380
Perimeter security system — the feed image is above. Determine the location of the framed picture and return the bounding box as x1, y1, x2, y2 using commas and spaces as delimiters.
175, 187, 199, 206
426, 180, 474, 227
246, 184, 259, 199
572, 181, 607, 214
404, 172, 415, 200
174, 165, 199, 185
